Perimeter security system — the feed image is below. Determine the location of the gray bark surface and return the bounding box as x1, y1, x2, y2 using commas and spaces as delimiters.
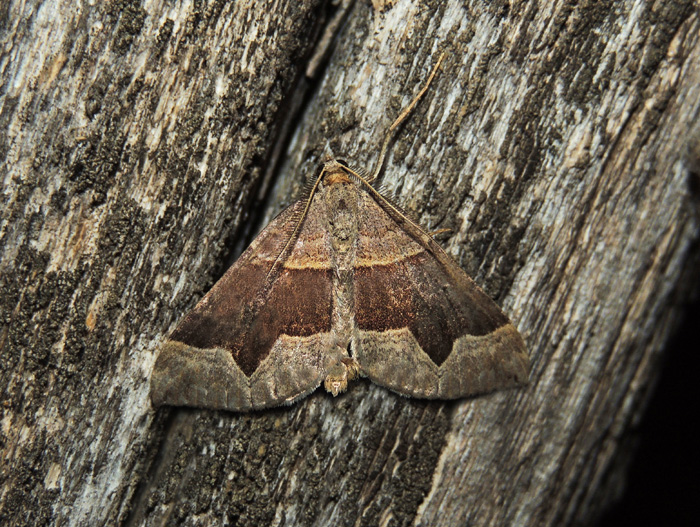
1, 1, 698, 526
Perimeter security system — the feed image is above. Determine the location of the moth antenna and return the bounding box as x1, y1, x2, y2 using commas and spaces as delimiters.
266, 168, 327, 281
281, 201, 305, 238
373, 182, 394, 197
348, 163, 371, 181
343, 163, 374, 189
367, 52, 445, 184
348, 168, 412, 220
298, 183, 315, 201
429, 228, 452, 238
339, 162, 459, 278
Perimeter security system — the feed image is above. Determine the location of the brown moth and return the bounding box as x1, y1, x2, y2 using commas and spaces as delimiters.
151, 55, 528, 411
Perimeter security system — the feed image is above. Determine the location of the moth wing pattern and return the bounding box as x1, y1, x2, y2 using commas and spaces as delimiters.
352, 189, 529, 399
151, 197, 340, 411
151, 50, 530, 411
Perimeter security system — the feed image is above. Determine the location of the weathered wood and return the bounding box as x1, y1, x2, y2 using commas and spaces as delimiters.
1, 1, 698, 526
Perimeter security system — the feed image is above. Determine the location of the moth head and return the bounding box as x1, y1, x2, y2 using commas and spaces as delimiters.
321, 159, 352, 186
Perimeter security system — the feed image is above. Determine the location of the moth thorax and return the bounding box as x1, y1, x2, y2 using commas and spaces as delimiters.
324, 170, 352, 185
324, 179, 358, 259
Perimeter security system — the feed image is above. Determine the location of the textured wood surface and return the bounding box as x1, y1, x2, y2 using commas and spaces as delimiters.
1, 1, 699, 526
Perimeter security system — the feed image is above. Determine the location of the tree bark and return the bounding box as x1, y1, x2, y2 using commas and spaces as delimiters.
1, 1, 698, 526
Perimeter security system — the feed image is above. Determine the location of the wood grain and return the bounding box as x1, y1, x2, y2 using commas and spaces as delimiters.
1, 0, 698, 525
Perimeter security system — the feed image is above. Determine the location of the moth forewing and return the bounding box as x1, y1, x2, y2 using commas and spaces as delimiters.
151, 53, 528, 411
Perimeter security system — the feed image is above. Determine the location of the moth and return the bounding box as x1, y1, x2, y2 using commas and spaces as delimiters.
151, 54, 528, 411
